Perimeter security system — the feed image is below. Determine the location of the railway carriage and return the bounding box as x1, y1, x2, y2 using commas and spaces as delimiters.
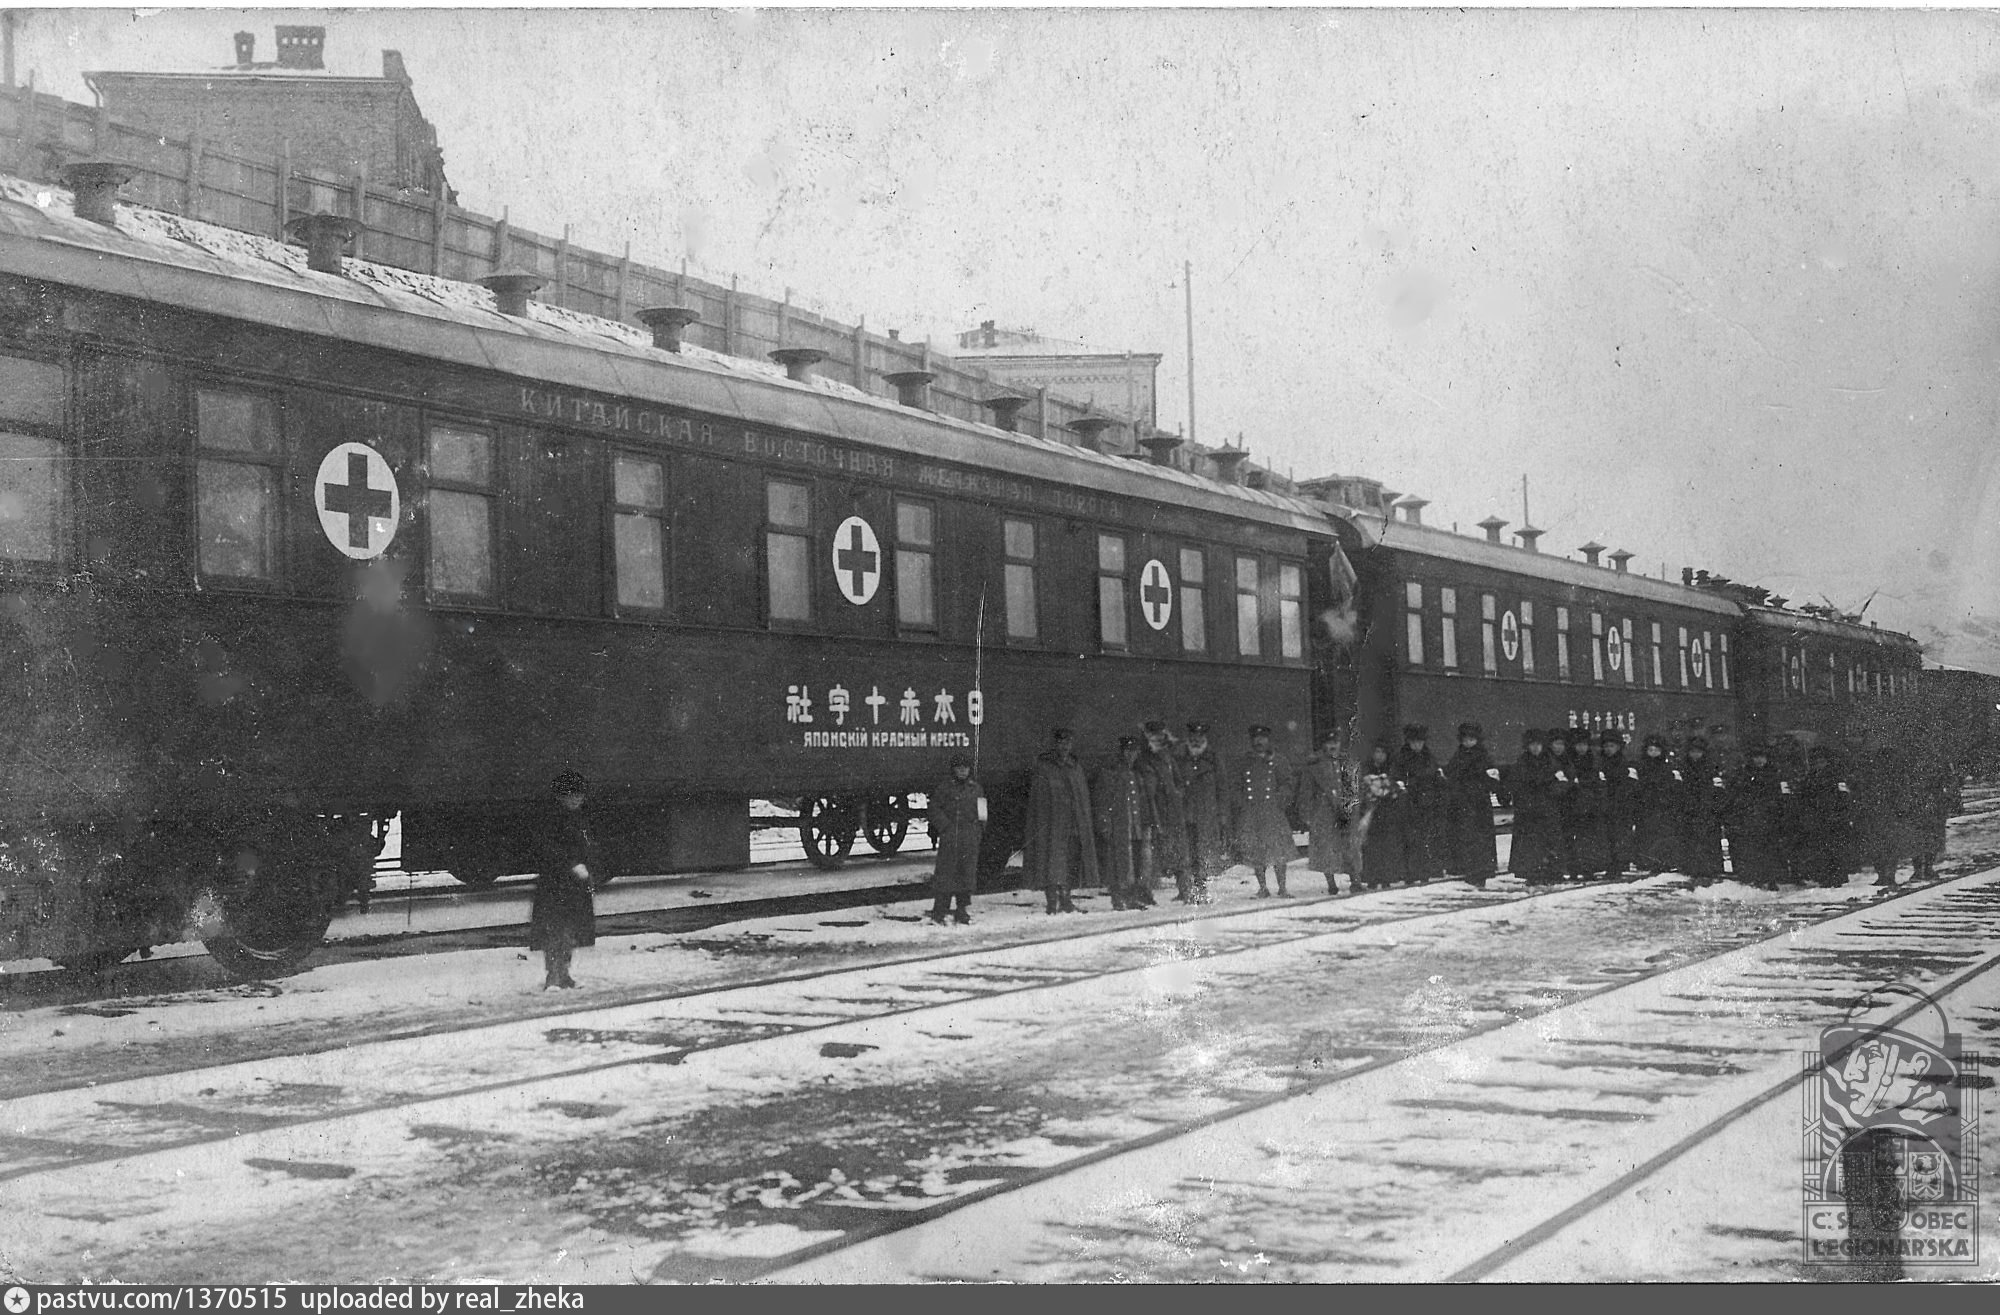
0, 170, 1326, 974
1731, 605, 1924, 749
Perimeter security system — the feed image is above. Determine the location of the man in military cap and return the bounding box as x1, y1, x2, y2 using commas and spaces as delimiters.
1295, 726, 1358, 894
1025, 727, 1096, 913
1176, 721, 1227, 902
1137, 720, 1191, 903
1096, 735, 1159, 910
1235, 723, 1297, 897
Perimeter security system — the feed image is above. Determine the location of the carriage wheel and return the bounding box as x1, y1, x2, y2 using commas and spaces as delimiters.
864, 796, 910, 855
202, 840, 340, 980
800, 796, 859, 870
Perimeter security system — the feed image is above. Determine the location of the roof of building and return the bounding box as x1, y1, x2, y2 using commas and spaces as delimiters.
947, 324, 1159, 361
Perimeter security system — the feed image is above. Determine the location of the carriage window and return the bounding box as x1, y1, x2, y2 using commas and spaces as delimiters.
1236, 555, 1262, 658
1178, 546, 1206, 654
0, 355, 69, 564
1520, 600, 1536, 675
1556, 606, 1572, 681
1651, 622, 1663, 687
1098, 534, 1128, 651
765, 479, 812, 623
1439, 587, 1459, 670
1003, 517, 1037, 642
1279, 562, 1303, 659
1823, 651, 1837, 699
1849, 661, 1859, 697
426, 425, 494, 599
1589, 612, 1605, 683
895, 499, 936, 632
1480, 594, 1497, 674
1718, 633, 1731, 690
1622, 618, 1635, 685
197, 389, 282, 580
1405, 581, 1424, 666
612, 453, 666, 611
1678, 626, 1690, 687
1701, 630, 1715, 690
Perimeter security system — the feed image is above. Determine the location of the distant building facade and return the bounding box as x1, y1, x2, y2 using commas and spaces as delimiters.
950, 320, 1161, 439
87, 25, 452, 198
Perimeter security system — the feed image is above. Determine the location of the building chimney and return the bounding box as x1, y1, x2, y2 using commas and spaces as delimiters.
1246, 468, 1271, 490
285, 212, 356, 274
1067, 415, 1116, 452
1141, 433, 1183, 467
887, 329, 901, 342
275, 25, 325, 70
769, 347, 827, 382
1516, 524, 1544, 553
637, 306, 700, 352
1476, 515, 1508, 545
1209, 448, 1249, 484
233, 31, 256, 66
1609, 549, 1634, 574
382, 50, 409, 83
60, 159, 134, 226
1396, 497, 1429, 526
478, 268, 544, 317
982, 395, 1031, 432
1681, 566, 1695, 587
1579, 540, 1606, 567
885, 370, 934, 409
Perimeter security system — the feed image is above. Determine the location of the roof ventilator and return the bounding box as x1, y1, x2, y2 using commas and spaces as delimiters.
60, 159, 135, 227
981, 395, 1031, 432
637, 306, 700, 353
885, 370, 935, 410
1580, 541, 1606, 567
1397, 497, 1429, 525
1141, 434, 1183, 467
286, 212, 358, 275
1516, 525, 1544, 553
769, 347, 828, 382
479, 268, 544, 317
1209, 448, 1249, 484
1066, 415, 1116, 453
1609, 549, 1635, 574
1477, 515, 1509, 544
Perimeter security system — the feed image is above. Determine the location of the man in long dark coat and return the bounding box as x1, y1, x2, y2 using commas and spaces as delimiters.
1393, 724, 1447, 884
1546, 729, 1583, 879
1176, 721, 1228, 899
1024, 727, 1096, 914
1848, 742, 1907, 886
1631, 734, 1680, 875
531, 769, 597, 990
1794, 746, 1856, 888
1295, 727, 1358, 894
1234, 723, 1297, 897
1440, 722, 1500, 888
1137, 720, 1191, 903
1677, 735, 1729, 883
1095, 735, 1158, 910
927, 754, 983, 924
1505, 728, 1561, 886
1910, 750, 1961, 882
1726, 741, 1788, 888
1598, 731, 1641, 878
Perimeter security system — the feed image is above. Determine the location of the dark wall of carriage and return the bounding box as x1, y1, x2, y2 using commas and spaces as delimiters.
3, 277, 1320, 886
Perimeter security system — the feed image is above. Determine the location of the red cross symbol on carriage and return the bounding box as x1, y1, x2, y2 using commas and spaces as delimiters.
1139, 558, 1173, 631
832, 515, 881, 605
314, 442, 400, 561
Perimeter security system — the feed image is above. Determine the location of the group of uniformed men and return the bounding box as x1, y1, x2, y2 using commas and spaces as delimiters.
999, 718, 1961, 911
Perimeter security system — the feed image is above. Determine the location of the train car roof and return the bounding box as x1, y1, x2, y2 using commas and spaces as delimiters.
0, 175, 1332, 536
1342, 511, 1742, 617
1742, 605, 1923, 652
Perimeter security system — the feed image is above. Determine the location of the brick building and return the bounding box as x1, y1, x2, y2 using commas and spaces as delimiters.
86, 25, 452, 197
949, 321, 1162, 444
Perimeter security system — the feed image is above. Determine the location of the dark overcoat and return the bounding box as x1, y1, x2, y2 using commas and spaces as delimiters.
1093, 761, 1158, 887
1505, 750, 1562, 882
1177, 743, 1229, 878
928, 775, 984, 894
1137, 746, 1189, 880
1632, 752, 1680, 872
1392, 745, 1447, 882
1725, 759, 1788, 885
530, 805, 597, 950
1676, 752, 1729, 880
1440, 743, 1500, 879
1295, 752, 1358, 878
1357, 764, 1407, 886
1233, 751, 1297, 873
1024, 750, 1098, 890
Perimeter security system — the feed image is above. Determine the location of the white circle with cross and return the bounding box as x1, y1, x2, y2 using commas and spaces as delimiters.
1139, 558, 1173, 631
832, 515, 881, 605
1605, 623, 1624, 674
1500, 609, 1520, 661
314, 442, 399, 560
1690, 634, 1707, 679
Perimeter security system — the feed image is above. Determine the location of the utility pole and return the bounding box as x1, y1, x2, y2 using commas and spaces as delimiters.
1521, 473, 1531, 528
4, 11, 16, 89
1184, 258, 1197, 450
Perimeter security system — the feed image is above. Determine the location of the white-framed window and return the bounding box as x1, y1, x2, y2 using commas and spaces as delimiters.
427, 424, 496, 600
895, 499, 936, 632
612, 452, 666, 612
1481, 594, 1498, 674
1702, 630, 1715, 690
1679, 625, 1690, 688
198, 388, 283, 582
765, 479, 812, 622
1590, 611, 1605, 683
0, 354, 69, 567
1003, 517, 1038, 642
1718, 632, 1731, 691
1279, 562, 1304, 659
1556, 606, 1572, 681
1406, 580, 1425, 666
1650, 621, 1663, 687
1099, 533, 1129, 651
1178, 546, 1206, 653
1440, 587, 1459, 669
1621, 618, 1635, 685
1235, 554, 1262, 658
1520, 599, 1536, 675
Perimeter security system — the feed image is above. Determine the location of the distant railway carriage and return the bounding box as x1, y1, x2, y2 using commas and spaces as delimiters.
0, 170, 1323, 973
1732, 607, 1925, 750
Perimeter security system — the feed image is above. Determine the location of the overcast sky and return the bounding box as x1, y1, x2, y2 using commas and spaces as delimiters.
17, 7, 2000, 673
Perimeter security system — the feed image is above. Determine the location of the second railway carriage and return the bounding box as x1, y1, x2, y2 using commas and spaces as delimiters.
1731, 605, 1924, 748
0, 170, 1327, 974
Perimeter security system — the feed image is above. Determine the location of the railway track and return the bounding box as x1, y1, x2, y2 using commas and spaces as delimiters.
4, 861, 1994, 1282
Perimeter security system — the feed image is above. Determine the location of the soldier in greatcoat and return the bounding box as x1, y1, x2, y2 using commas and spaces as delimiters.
1631, 734, 1681, 875
1176, 722, 1228, 899
926, 754, 984, 924
1137, 720, 1191, 903
1295, 727, 1358, 894
1095, 735, 1159, 910
1393, 724, 1447, 884
1504, 728, 1561, 885
1024, 727, 1096, 914
1677, 736, 1729, 884
1440, 722, 1500, 888
530, 769, 597, 990
1234, 723, 1297, 897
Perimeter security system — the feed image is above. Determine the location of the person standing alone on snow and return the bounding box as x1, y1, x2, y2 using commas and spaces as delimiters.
531, 770, 597, 990
927, 754, 984, 924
